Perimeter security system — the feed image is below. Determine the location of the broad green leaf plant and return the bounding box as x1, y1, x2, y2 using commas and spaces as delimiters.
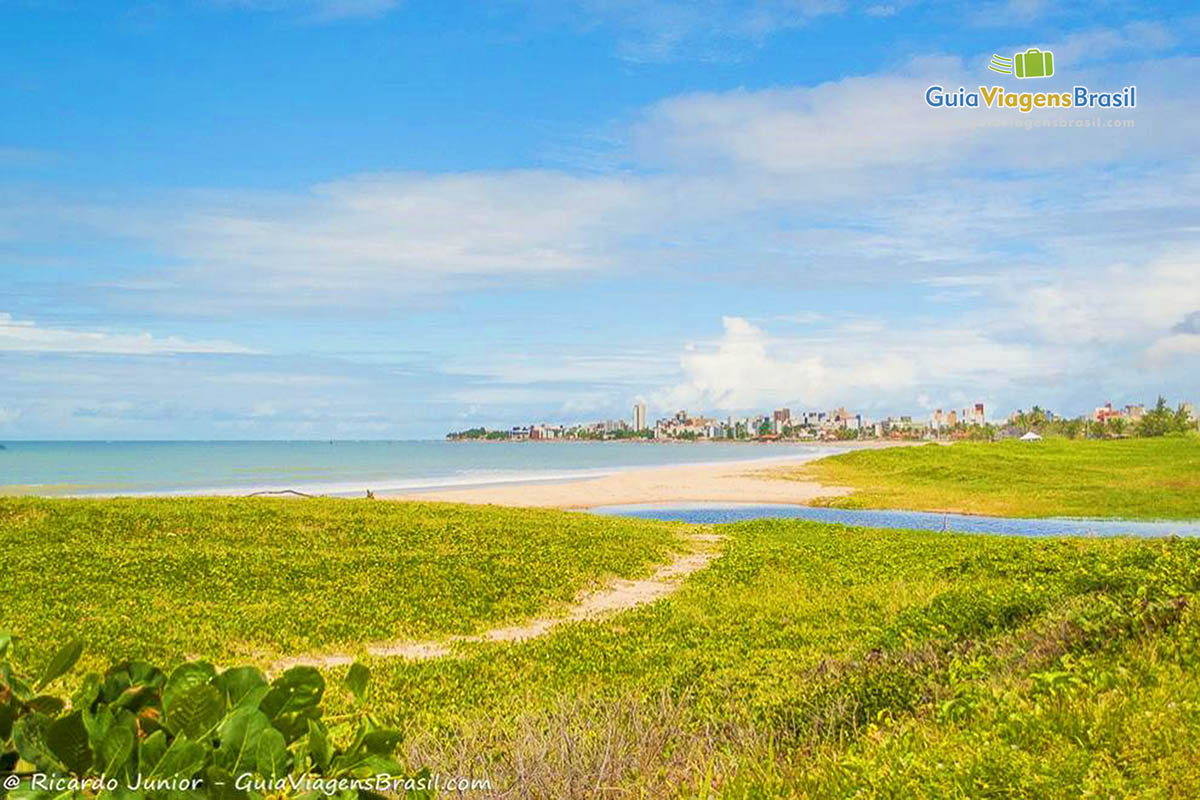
0, 636, 424, 799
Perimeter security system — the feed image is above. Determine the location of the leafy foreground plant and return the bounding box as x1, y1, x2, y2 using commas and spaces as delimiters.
0, 635, 427, 799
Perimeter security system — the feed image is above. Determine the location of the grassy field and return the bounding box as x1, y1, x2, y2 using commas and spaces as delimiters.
0, 497, 681, 667
785, 435, 1200, 519
358, 521, 1200, 797
4, 496, 1200, 797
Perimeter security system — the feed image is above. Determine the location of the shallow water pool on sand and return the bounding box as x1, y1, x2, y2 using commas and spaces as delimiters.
589, 502, 1200, 537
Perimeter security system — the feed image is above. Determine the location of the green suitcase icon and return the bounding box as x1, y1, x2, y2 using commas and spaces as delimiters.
1014, 48, 1053, 78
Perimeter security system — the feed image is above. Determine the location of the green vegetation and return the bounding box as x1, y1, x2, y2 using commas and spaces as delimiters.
0, 498, 681, 668
1004, 396, 1195, 440
789, 435, 1200, 519
443, 427, 510, 441
1, 637, 421, 799
363, 521, 1200, 797
1135, 396, 1197, 437
4, 497, 1200, 797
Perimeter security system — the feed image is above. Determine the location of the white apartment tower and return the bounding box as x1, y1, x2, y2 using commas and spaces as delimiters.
633, 402, 647, 431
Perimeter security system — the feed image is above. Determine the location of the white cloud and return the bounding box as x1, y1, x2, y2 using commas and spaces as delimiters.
22, 39, 1191, 316
445, 352, 677, 386
0, 313, 259, 355
657, 315, 1045, 413
1145, 333, 1200, 366
251, 402, 278, 417
1007, 254, 1200, 345
633, 47, 1197, 177
4, 26, 1198, 435
969, 0, 1051, 27
776, 311, 828, 325
1045, 21, 1179, 66
659, 244, 1200, 415
634, 67, 979, 174
93, 171, 699, 310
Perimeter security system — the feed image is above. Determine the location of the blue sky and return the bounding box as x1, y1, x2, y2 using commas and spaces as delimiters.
2, 0, 1198, 439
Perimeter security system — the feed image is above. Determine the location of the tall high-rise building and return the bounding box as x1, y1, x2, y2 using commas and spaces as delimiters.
633, 402, 647, 431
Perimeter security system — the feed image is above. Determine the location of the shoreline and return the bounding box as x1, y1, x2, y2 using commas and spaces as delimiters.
384, 441, 911, 508
5, 440, 889, 499
3, 440, 908, 501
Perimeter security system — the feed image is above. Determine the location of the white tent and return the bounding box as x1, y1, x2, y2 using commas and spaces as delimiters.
1019, 431, 1043, 441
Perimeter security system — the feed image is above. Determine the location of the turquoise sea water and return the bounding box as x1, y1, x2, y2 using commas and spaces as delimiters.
0, 440, 841, 497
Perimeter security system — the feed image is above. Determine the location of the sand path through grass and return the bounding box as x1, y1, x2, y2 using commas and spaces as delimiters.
271, 530, 725, 672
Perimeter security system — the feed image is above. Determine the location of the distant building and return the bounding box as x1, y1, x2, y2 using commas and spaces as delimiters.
1094, 403, 1123, 423
633, 402, 647, 431
882, 415, 924, 439
800, 411, 826, 427
973, 403, 985, 425
773, 408, 791, 423
530, 424, 563, 440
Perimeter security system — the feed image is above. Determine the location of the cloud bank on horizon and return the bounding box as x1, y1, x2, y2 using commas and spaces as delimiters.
1, 0, 1197, 438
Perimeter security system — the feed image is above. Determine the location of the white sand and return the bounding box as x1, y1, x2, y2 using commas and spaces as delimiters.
378, 444, 905, 508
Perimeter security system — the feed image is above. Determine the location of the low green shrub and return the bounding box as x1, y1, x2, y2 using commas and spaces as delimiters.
0, 635, 422, 799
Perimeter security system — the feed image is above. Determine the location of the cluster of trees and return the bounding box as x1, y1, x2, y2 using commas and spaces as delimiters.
1132, 397, 1196, 437
1008, 397, 1195, 440
446, 426, 509, 440
1003, 407, 1085, 439
570, 427, 654, 441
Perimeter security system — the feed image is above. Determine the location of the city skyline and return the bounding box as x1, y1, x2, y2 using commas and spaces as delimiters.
2, 2, 1198, 439
446, 394, 1195, 443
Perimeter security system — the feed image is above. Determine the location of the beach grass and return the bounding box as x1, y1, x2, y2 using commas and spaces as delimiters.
782, 435, 1200, 519
0, 497, 681, 667
359, 520, 1200, 797
4, 498, 1200, 796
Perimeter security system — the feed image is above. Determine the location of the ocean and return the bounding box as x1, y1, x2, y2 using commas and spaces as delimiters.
0, 440, 841, 497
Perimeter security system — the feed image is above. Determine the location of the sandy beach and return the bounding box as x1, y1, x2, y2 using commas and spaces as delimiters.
384, 442, 907, 508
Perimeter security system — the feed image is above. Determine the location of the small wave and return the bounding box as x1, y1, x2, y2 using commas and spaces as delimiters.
54, 467, 624, 498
